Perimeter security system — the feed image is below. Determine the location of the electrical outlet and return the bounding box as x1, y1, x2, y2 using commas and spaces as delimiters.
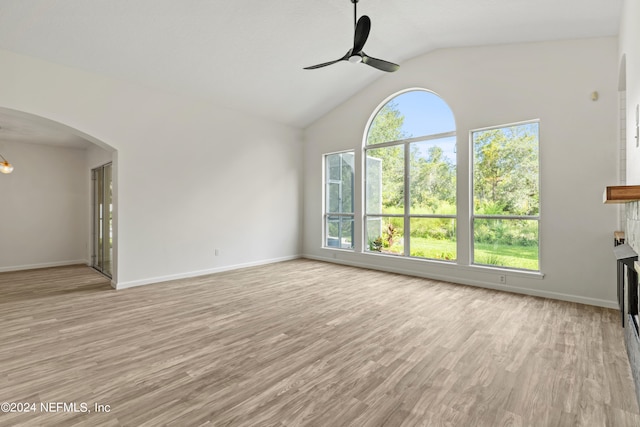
214, 248, 220, 256
499, 275, 506, 284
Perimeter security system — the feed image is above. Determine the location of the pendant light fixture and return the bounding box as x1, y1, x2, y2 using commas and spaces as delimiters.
0, 153, 14, 174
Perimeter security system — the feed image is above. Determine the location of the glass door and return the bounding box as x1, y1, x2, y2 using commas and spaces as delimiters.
92, 163, 112, 278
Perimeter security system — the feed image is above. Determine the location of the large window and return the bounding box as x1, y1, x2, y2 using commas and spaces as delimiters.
364, 90, 456, 261
324, 151, 354, 249
323, 89, 542, 273
472, 122, 540, 271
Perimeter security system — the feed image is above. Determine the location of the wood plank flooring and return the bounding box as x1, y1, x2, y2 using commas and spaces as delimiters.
0, 259, 639, 426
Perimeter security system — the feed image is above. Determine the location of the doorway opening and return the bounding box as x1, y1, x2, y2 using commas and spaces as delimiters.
92, 163, 113, 278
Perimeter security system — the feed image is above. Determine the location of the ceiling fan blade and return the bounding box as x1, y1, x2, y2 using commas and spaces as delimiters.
362, 53, 400, 72
304, 51, 350, 70
353, 15, 371, 54
304, 59, 344, 70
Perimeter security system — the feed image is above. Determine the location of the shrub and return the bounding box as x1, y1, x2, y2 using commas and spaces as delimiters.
368, 237, 383, 252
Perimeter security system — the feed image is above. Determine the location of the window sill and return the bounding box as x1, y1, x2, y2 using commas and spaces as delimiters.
362, 250, 457, 265
322, 247, 355, 252
358, 250, 545, 280
465, 264, 545, 280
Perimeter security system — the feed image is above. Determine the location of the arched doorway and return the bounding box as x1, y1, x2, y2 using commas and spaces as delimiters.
0, 107, 118, 282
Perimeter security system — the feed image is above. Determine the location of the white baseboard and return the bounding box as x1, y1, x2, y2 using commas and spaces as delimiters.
116, 255, 302, 290
0, 259, 89, 273
303, 254, 618, 309
9, 255, 613, 309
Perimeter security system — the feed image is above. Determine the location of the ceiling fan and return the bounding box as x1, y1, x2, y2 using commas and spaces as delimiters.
304, 0, 399, 73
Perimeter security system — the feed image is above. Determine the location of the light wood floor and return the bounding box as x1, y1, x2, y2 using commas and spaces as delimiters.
1, 260, 639, 426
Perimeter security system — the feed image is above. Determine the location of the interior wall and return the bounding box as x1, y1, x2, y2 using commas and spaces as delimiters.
0, 141, 87, 271
87, 143, 114, 170
0, 49, 303, 288
304, 37, 619, 307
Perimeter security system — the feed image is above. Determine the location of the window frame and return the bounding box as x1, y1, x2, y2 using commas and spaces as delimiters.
363, 89, 457, 261
323, 150, 355, 250
470, 119, 541, 272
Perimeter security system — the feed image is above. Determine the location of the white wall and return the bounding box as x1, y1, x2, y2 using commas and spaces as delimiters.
0, 49, 303, 287
0, 141, 87, 271
87, 143, 114, 170
621, 0, 640, 183
304, 38, 619, 307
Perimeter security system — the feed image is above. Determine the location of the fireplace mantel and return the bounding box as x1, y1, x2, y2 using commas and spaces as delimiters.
604, 185, 640, 203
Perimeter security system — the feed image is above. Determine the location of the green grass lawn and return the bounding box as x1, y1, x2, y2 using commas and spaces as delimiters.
473, 241, 538, 271
383, 237, 538, 271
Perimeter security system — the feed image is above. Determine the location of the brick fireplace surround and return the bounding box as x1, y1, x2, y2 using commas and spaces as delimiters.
624, 201, 640, 406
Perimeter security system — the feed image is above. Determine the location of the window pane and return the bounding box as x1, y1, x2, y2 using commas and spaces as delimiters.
327, 182, 340, 213
410, 137, 456, 215
339, 217, 354, 249
367, 91, 455, 145
326, 216, 354, 249
409, 218, 456, 261
473, 123, 539, 216
324, 152, 355, 250
366, 146, 404, 215
365, 217, 382, 250
341, 153, 354, 213
327, 154, 340, 180
365, 216, 404, 255
326, 152, 354, 214
473, 219, 539, 270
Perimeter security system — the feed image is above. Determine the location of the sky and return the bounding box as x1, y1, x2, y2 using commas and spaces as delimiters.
392, 90, 457, 163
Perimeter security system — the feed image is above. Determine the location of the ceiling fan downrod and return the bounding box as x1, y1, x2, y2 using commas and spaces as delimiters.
348, 0, 363, 63
352, 0, 359, 30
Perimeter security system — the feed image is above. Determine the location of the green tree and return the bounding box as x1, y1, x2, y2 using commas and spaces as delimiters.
367, 101, 408, 145
410, 145, 456, 213
473, 125, 538, 216
366, 102, 409, 210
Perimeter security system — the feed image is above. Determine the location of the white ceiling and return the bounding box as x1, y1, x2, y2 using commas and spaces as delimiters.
0, 0, 623, 134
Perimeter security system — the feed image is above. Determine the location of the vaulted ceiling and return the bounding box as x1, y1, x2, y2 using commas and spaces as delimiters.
0, 0, 623, 130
